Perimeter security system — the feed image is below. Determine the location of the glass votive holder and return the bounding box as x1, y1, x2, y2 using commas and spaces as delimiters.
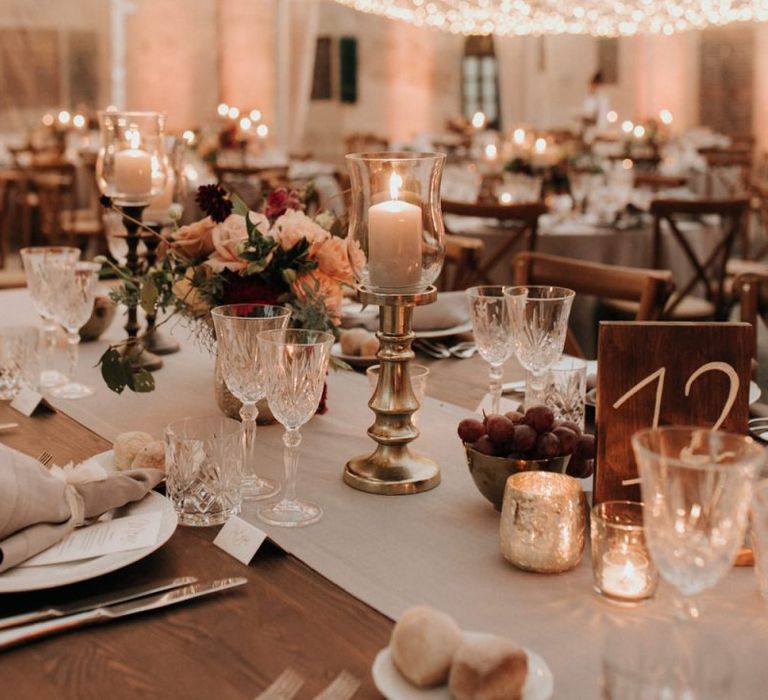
751, 480, 768, 603
164, 415, 243, 527
524, 356, 586, 430
500, 471, 587, 573
366, 363, 429, 424
591, 500, 658, 604
0, 325, 40, 399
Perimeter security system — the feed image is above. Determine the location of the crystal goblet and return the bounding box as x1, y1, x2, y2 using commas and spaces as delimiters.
20, 246, 81, 387
211, 303, 291, 500
466, 285, 513, 415
256, 328, 334, 528
48, 261, 101, 399
504, 285, 575, 398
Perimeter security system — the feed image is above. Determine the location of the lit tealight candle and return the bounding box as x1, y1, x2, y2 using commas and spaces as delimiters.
513, 128, 526, 145
368, 172, 422, 289
484, 143, 498, 161
534, 137, 547, 154
659, 109, 673, 125
606, 110, 618, 124
621, 120, 634, 134
600, 549, 651, 600
114, 130, 152, 196
471, 111, 486, 130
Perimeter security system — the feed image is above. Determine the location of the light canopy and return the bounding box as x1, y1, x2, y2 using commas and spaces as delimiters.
334, 0, 768, 36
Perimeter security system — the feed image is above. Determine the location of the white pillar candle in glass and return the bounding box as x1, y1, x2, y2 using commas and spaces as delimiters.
115, 131, 152, 196
368, 172, 422, 289
145, 168, 175, 222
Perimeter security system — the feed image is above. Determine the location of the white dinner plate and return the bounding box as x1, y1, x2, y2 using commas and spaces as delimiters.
0, 452, 177, 593
372, 631, 553, 700
332, 342, 379, 369
414, 320, 473, 340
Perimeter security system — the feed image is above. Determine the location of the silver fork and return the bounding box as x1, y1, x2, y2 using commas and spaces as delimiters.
313, 671, 360, 700
448, 341, 477, 359
37, 451, 54, 468
255, 667, 306, 700
413, 339, 451, 359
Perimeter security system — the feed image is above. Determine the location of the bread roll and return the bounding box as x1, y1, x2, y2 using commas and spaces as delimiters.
114, 431, 154, 470
340, 328, 369, 356
448, 636, 528, 700
390, 606, 462, 688
131, 440, 165, 471
359, 334, 379, 358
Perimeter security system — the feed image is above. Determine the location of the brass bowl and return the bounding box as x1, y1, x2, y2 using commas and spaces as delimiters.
79, 296, 117, 341
464, 443, 569, 511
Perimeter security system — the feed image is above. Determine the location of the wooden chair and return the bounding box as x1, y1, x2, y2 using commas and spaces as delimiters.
699, 146, 753, 198
441, 199, 547, 286
213, 164, 290, 208
736, 272, 767, 363
649, 198, 749, 321
633, 172, 688, 192
344, 133, 388, 154
438, 234, 484, 291
512, 251, 675, 358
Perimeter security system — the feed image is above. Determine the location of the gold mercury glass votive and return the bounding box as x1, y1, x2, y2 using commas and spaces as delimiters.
500, 472, 587, 573
591, 500, 659, 604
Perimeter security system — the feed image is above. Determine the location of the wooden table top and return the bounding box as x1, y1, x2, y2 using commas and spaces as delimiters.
0, 353, 510, 700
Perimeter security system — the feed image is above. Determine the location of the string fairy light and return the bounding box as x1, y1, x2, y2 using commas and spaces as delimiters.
334, 0, 768, 36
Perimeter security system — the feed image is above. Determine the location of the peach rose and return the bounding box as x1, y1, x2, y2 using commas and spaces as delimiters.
315, 236, 353, 283
292, 269, 344, 324
273, 210, 330, 252
171, 267, 211, 318
170, 217, 216, 261
347, 238, 367, 278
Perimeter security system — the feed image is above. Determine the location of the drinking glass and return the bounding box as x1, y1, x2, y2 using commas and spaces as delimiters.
20, 246, 80, 387
466, 285, 512, 415
0, 326, 40, 400
504, 285, 575, 398
48, 261, 101, 399
211, 303, 291, 499
524, 356, 587, 430
632, 427, 764, 618
750, 479, 768, 603
165, 415, 243, 526
257, 329, 334, 528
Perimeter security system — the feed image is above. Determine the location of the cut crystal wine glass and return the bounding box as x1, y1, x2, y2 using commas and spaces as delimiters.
211, 303, 291, 500
504, 285, 575, 398
48, 261, 101, 399
466, 285, 512, 415
256, 328, 334, 528
20, 246, 81, 387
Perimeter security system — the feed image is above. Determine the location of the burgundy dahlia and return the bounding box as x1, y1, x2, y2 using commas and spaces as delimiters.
196, 184, 233, 223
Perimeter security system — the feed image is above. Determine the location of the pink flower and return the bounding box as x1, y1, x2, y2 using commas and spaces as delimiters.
273, 210, 330, 252
315, 236, 353, 283
204, 212, 271, 273
292, 269, 344, 324
265, 188, 303, 219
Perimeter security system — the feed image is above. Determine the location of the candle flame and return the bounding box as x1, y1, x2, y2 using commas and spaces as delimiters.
534, 137, 546, 153
389, 172, 403, 200
621, 560, 636, 579
513, 128, 525, 144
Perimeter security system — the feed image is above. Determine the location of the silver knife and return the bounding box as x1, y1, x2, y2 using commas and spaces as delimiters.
0, 577, 247, 651
0, 576, 198, 631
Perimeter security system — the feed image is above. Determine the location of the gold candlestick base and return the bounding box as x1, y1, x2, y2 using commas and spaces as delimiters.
344, 285, 441, 495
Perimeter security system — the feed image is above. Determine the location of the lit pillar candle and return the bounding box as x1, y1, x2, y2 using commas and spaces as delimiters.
368, 173, 422, 289
115, 131, 152, 195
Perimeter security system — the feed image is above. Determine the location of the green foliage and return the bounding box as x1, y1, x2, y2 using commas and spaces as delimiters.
98, 347, 155, 394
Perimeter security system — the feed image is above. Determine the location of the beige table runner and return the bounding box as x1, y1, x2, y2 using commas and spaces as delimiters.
2, 289, 766, 699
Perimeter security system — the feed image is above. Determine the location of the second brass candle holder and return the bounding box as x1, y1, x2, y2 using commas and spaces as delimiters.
344, 284, 440, 495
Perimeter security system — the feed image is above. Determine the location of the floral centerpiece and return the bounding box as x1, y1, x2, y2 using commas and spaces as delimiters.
99, 183, 354, 417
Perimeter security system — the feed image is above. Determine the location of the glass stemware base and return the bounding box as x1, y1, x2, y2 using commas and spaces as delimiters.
242, 476, 280, 500
39, 369, 69, 388
257, 499, 323, 528
50, 381, 94, 399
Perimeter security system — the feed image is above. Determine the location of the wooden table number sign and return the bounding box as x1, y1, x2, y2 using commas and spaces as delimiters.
595, 321, 752, 504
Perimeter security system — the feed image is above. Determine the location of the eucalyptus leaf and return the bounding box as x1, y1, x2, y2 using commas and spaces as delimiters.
140, 278, 159, 315
127, 367, 155, 393
98, 348, 129, 394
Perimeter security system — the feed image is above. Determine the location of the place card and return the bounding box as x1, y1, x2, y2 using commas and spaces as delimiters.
20, 512, 163, 567
595, 321, 751, 504
10, 387, 55, 417
213, 516, 268, 565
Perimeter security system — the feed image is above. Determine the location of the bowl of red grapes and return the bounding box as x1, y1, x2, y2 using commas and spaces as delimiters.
457, 404, 595, 510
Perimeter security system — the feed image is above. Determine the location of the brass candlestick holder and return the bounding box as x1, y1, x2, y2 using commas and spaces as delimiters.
344, 284, 440, 495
